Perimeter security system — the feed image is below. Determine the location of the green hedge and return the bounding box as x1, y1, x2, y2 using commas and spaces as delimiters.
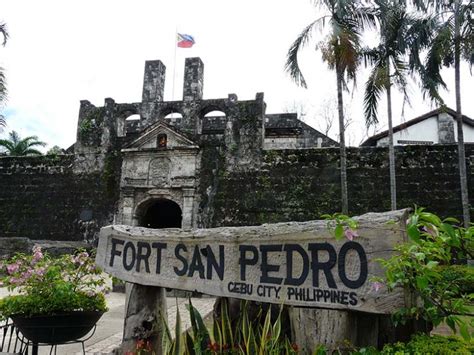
380, 334, 474, 354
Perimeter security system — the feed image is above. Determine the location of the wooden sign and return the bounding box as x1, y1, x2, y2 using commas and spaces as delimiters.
96, 210, 409, 314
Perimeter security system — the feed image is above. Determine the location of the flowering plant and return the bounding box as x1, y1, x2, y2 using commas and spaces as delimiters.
0, 247, 108, 320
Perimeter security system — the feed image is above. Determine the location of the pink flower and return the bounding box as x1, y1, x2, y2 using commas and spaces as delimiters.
21, 268, 33, 280
6, 263, 20, 275
344, 228, 359, 241
32, 246, 43, 263
35, 267, 45, 276
9, 277, 21, 285
372, 281, 383, 292
74, 252, 89, 266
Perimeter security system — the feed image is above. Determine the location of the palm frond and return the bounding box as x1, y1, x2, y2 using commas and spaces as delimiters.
0, 131, 46, 156
21, 136, 46, 147
0, 139, 14, 151
421, 22, 453, 103
364, 65, 386, 127
0, 22, 8, 46
406, 15, 439, 72
361, 47, 382, 67
351, 6, 378, 31
391, 56, 411, 109
0, 67, 7, 105
459, 2, 473, 66
285, 19, 321, 88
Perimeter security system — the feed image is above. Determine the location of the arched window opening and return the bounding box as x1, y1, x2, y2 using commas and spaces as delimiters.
164, 112, 183, 120
203, 110, 226, 118
124, 114, 141, 135
126, 114, 140, 121
202, 110, 226, 134
139, 199, 182, 229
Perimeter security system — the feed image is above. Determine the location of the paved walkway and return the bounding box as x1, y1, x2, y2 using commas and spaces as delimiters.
0, 288, 215, 355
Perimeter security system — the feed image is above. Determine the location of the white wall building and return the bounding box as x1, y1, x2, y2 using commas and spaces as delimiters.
361, 108, 474, 147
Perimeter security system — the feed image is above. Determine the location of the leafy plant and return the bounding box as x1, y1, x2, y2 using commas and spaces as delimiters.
159, 299, 298, 355
0, 130, 46, 156
380, 334, 474, 354
321, 212, 359, 241
0, 247, 108, 320
374, 207, 474, 339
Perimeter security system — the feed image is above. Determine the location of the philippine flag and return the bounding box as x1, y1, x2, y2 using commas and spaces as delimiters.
177, 33, 195, 48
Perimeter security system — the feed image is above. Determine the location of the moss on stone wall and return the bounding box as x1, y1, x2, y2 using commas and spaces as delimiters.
0, 155, 117, 241
205, 145, 474, 227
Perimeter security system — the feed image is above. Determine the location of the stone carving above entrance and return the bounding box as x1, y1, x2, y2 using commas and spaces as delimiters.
148, 157, 171, 186
125, 121, 198, 150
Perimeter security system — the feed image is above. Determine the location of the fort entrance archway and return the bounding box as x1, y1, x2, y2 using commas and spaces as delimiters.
139, 198, 182, 228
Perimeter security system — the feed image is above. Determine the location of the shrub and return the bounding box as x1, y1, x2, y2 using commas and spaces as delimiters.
381, 334, 474, 354
159, 299, 298, 355
0, 247, 108, 320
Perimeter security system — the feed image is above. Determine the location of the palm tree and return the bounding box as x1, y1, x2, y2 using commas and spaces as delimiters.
285, 0, 375, 214
0, 131, 46, 156
417, 0, 473, 226
362, 0, 437, 211
0, 21, 9, 130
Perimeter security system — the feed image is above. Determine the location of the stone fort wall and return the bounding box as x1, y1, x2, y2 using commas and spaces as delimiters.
1, 144, 472, 241
0, 154, 119, 241
201, 144, 474, 228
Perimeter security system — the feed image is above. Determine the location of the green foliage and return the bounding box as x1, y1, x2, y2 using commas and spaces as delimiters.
160, 299, 298, 355
381, 334, 474, 354
79, 118, 94, 136
0, 247, 108, 320
375, 207, 474, 339
0, 130, 46, 156
79, 107, 105, 144
46, 145, 65, 156
321, 212, 359, 241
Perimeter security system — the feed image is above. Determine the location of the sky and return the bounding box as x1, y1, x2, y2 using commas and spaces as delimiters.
1, 0, 473, 149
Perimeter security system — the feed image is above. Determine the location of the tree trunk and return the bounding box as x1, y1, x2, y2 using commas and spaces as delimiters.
454, 0, 470, 227
336, 69, 348, 214
386, 65, 397, 210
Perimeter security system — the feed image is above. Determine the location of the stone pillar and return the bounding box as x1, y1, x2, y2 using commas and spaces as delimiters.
438, 112, 455, 143
121, 284, 167, 354
182, 188, 195, 229
183, 57, 204, 101
102, 98, 116, 149
142, 60, 166, 103
119, 187, 135, 225
141, 60, 166, 126
224, 92, 265, 170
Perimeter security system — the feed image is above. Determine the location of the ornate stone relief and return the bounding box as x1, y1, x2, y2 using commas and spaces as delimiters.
148, 157, 171, 187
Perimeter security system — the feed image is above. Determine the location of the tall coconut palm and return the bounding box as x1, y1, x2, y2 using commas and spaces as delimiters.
0, 22, 9, 129
417, 0, 473, 226
285, 0, 376, 214
0, 131, 46, 156
362, 0, 437, 211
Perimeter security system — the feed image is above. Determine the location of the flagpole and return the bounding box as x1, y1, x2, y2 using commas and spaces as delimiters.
171, 27, 178, 103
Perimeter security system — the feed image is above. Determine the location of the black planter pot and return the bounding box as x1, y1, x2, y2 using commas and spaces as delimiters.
11, 311, 103, 344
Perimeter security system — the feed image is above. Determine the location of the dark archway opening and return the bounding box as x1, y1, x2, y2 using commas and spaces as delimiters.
140, 199, 182, 228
